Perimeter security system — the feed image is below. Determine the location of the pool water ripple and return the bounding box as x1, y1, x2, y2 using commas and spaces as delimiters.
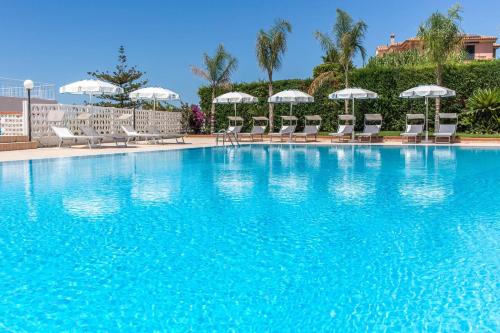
0, 145, 499, 331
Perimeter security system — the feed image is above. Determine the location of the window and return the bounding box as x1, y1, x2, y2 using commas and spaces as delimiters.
465, 45, 475, 60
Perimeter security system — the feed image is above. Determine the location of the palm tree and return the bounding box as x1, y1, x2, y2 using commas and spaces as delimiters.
191, 44, 238, 133
256, 19, 292, 130
418, 4, 463, 118
310, 9, 367, 113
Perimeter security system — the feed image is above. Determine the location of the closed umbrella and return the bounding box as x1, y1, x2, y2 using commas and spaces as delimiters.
399, 85, 455, 142
329, 88, 379, 141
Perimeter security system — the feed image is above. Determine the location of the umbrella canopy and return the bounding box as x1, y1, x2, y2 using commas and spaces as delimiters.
399, 85, 455, 99
213, 91, 258, 104
213, 91, 258, 117
268, 89, 314, 104
129, 87, 180, 102
329, 88, 379, 141
399, 85, 456, 142
59, 80, 123, 99
328, 87, 379, 100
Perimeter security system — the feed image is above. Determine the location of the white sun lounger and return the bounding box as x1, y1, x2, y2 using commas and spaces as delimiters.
51, 125, 102, 148
146, 125, 186, 143
434, 113, 457, 144
356, 114, 383, 143
121, 125, 160, 144
215, 116, 243, 145
269, 116, 297, 142
79, 125, 128, 147
293, 115, 322, 142
238, 116, 268, 142
330, 115, 355, 142
401, 114, 424, 143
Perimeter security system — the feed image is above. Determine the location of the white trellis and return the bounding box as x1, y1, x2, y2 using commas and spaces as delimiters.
0, 113, 25, 136
28, 104, 182, 146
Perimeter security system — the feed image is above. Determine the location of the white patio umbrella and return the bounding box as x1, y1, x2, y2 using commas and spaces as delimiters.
59, 79, 124, 104
329, 88, 379, 141
399, 85, 455, 142
129, 87, 180, 111
213, 91, 258, 117
268, 90, 314, 142
268, 89, 314, 116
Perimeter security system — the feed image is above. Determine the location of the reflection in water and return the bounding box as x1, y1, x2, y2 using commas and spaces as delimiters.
63, 196, 120, 218
131, 179, 173, 203
329, 176, 375, 205
329, 146, 354, 170
358, 147, 381, 169
217, 173, 254, 199
399, 182, 450, 206
398, 147, 456, 206
269, 174, 308, 202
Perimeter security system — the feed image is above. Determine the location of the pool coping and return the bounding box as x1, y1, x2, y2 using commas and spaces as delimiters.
0, 136, 499, 163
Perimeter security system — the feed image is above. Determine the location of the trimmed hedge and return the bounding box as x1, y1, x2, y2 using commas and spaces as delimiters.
198, 60, 500, 133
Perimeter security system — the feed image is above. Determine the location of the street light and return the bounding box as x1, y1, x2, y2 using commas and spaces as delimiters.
23, 79, 34, 141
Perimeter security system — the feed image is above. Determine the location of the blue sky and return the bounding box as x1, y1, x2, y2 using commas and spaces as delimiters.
1, 0, 498, 104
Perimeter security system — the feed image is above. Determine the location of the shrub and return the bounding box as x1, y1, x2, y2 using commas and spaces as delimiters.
180, 103, 206, 133
198, 60, 500, 133
461, 88, 500, 133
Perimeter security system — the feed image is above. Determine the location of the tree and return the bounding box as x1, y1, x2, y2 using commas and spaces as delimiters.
191, 44, 238, 133
88, 46, 147, 108
418, 4, 463, 119
256, 19, 292, 130
310, 9, 367, 113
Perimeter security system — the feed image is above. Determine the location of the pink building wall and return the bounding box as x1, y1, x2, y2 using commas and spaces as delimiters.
472, 43, 495, 60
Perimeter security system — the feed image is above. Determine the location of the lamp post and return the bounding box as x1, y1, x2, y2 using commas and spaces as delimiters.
23, 79, 34, 141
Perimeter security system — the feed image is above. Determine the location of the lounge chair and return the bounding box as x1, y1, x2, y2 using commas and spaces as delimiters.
146, 125, 186, 143
51, 125, 102, 148
121, 125, 160, 144
238, 116, 268, 142
356, 114, 383, 143
215, 116, 243, 145
79, 125, 128, 147
434, 113, 457, 144
401, 114, 425, 143
330, 115, 355, 142
269, 116, 297, 142
292, 115, 322, 142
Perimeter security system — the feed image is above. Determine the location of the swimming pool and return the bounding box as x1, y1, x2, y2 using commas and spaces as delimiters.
0, 145, 498, 331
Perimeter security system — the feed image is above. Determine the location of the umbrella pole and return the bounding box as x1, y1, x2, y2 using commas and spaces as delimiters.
425, 96, 429, 142
289, 103, 293, 142
133, 105, 136, 130
351, 97, 355, 141
234, 103, 237, 118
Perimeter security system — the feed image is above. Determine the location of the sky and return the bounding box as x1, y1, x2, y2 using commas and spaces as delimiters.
0, 0, 499, 105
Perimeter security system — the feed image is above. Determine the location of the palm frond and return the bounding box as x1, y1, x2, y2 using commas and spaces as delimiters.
308, 71, 339, 95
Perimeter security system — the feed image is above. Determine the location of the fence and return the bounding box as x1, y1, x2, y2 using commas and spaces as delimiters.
4, 103, 182, 146
0, 113, 25, 136
0, 77, 55, 100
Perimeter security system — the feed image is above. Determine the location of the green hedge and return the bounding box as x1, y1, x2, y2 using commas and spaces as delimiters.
198, 60, 500, 133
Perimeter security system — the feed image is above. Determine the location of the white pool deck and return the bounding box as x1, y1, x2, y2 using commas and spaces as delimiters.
0, 136, 499, 162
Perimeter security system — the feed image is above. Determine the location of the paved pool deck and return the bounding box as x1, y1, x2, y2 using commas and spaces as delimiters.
0, 136, 499, 162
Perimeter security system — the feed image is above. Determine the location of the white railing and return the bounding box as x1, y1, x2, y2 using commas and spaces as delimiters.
28, 103, 182, 146
0, 77, 55, 100
0, 113, 25, 136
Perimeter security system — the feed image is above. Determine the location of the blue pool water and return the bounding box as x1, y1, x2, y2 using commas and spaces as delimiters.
0, 145, 499, 331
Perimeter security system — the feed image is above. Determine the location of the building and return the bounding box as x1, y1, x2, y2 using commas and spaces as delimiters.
376, 34, 499, 60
